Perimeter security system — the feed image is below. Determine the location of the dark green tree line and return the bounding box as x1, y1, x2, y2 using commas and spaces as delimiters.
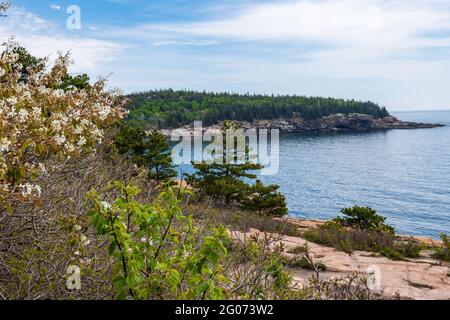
126, 89, 390, 129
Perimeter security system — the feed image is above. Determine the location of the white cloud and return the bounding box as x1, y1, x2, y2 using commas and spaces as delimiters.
148, 0, 450, 56
152, 40, 218, 46
50, 4, 62, 11
114, 0, 450, 109
0, 7, 126, 73
3, 1, 450, 110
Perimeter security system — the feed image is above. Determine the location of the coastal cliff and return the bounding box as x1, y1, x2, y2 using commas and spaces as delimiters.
160, 113, 444, 136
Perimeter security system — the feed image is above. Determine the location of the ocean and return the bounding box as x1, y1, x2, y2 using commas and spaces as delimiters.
176, 110, 450, 238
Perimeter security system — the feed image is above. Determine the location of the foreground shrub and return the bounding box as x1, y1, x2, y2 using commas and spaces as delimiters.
0, 42, 126, 209
0, 146, 151, 299
434, 233, 450, 262
86, 182, 230, 300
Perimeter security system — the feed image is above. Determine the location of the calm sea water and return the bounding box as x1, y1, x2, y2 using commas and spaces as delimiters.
176, 111, 450, 238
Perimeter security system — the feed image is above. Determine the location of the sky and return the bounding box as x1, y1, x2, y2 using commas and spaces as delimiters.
2, 0, 450, 111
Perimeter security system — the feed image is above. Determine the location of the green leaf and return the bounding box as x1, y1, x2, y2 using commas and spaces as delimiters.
155, 262, 167, 272
196, 282, 209, 296
167, 269, 181, 291
113, 276, 126, 290
108, 242, 117, 255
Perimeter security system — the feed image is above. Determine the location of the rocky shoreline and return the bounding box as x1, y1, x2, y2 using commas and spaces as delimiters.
160, 113, 444, 136
236, 218, 450, 300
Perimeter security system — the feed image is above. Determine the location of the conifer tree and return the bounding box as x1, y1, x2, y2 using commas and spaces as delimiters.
185, 121, 262, 204
186, 122, 287, 216
142, 130, 177, 183
114, 122, 147, 162
240, 180, 288, 217
114, 123, 176, 184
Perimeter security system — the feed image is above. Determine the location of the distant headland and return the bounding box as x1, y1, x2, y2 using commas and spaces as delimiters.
124, 89, 444, 134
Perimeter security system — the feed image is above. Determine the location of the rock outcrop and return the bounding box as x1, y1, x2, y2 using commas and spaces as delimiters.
160, 113, 444, 136
232, 224, 450, 300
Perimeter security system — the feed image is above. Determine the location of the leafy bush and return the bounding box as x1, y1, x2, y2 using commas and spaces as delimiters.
86, 182, 230, 300
287, 257, 327, 271
303, 221, 422, 260
334, 206, 395, 233
224, 234, 298, 299
379, 246, 406, 261
0, 146, 151, 299
390, 241, 423, 259
434, 233, 450, 262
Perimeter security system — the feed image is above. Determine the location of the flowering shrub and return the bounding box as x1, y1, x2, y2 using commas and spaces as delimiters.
0, 42, 127, 208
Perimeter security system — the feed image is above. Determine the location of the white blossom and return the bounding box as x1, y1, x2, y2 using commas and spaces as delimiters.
100, 201, 111, 210
0, 45, 126, 203
17, 109, 29, 122
54, 135, 67, 146
77, 136, 87, 147
51, 119, 62, 131
0, 138, 11, 153
32, 107, 41, 118
38, 163, 47, 175
6, 96, 17, 105
18, 183, 41, 197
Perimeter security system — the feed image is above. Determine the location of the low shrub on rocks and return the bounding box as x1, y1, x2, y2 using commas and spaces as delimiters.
303, 218, 424, 260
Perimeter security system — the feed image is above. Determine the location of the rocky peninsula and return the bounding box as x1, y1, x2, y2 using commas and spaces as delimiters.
160, 113, 444, 136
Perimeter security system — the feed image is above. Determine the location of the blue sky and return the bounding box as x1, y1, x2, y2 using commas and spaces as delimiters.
3, 0, 450, 111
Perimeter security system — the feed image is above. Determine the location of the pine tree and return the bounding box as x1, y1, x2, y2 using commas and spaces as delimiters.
141, 130, 177, 183
185, 121, 262, 204
114, 122, 147, 163
186, 122, 287, 216
114, 123, 176, 184
240, 180, 288, 217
